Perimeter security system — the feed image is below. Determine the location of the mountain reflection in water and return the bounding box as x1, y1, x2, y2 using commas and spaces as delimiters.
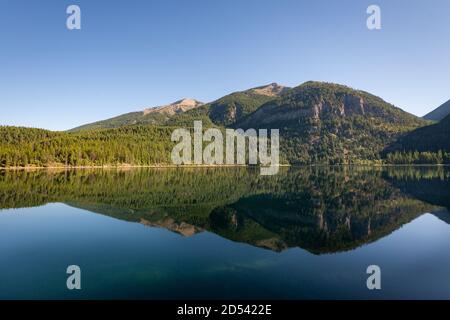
1, 166, 449, 254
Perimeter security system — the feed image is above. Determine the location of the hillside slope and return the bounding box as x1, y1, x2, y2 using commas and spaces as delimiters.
383, 114, 450, 164
69, 98, 204, 132
423, 99, 450, 121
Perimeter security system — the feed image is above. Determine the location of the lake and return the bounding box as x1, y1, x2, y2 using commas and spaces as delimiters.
1, 166, 450, 299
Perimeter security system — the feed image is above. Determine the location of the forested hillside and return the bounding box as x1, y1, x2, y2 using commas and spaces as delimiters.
384, 114, 450, 164
0, 126, 174, 167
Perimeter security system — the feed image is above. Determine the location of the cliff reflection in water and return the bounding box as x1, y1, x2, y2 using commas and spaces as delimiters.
1, 166, 449, 254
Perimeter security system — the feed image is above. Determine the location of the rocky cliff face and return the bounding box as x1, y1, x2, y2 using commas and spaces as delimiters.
236, 94, 366, 127
307, 94, 366, 119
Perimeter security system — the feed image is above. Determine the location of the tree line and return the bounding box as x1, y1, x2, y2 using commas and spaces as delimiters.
0, 126, 174, 167
384, 150, 450, 165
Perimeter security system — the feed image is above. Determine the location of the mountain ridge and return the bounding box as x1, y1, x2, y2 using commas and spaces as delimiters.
69, 98, 204, 132
143, 98, 204, 116
423, 99, 450, 121
69, 83, 290, 131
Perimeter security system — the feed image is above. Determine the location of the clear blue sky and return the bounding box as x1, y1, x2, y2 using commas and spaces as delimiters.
1, 0, 449, 130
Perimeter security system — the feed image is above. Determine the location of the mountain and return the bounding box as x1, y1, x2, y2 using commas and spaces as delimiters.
166, 83, 289, 127
70, 83, 288, 131
69, 98, 204, 132
423, 99, 450, 121
383, 114, 450, 162
238, 81, 424, 128
237, 81, 428, 164
206, 83, 289, 126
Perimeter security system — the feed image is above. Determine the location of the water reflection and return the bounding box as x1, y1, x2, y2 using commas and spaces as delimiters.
1, 166, 448, 254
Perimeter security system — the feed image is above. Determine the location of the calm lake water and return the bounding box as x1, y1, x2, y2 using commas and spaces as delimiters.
1, 166, 450, 299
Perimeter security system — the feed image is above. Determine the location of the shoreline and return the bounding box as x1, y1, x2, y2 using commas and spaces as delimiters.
1, 163, 449, 171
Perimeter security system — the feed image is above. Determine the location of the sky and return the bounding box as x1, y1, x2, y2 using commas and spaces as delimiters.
1, 0, 449, 131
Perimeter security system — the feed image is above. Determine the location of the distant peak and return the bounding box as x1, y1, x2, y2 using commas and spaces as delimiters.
249, 83, 289, 97
172, 98, 203, 106
423, 98, 450, 121
143, 98, 204, 115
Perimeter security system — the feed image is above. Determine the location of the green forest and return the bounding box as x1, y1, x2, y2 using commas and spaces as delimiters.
385, 151, 450, 165
0, 125, 175, 167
